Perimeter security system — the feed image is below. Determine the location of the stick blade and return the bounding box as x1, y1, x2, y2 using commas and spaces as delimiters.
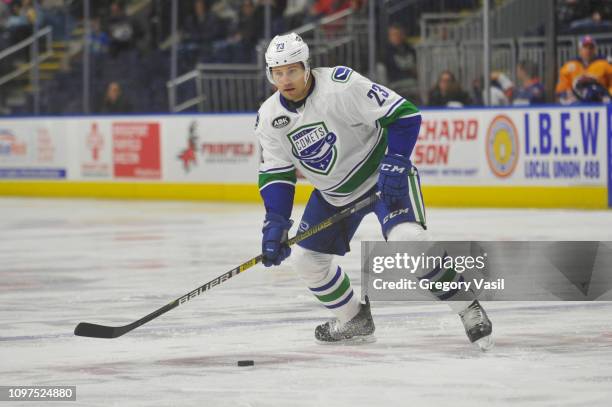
74, 322, 121, 338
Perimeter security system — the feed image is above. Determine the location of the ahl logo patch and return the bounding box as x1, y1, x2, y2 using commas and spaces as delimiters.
272, 115, 290, 129
287, 122, 338, 175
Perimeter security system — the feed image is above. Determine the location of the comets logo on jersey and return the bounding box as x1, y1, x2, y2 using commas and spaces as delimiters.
287, 122, 338, 175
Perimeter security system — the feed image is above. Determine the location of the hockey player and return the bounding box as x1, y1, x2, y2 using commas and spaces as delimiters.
256, 32, 493, 350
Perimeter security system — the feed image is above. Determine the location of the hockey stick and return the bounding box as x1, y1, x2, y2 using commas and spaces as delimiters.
74, 192, 378, 339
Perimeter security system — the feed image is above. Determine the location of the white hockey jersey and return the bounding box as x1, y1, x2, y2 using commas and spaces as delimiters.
256, 66, 420, 206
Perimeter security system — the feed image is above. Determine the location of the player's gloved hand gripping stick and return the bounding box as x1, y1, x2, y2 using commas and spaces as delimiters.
74, 193, 378, 339
262, 212, 293, 267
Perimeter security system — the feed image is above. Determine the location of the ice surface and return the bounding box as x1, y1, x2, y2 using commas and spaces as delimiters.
1, 197, 612, 406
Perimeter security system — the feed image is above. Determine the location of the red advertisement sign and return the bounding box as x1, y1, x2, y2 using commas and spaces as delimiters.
81, 122, 111, 178
113, 122, 161, 179
416, 118, 479, 165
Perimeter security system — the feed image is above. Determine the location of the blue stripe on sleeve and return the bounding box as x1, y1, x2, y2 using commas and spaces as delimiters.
260, 182, 295, 219
386, 114, 422, 157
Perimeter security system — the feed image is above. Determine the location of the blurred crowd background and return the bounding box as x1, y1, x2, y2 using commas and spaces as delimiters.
0, 0, 611, 115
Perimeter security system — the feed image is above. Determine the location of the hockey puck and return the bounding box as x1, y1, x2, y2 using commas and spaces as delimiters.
237, 360, 254, 367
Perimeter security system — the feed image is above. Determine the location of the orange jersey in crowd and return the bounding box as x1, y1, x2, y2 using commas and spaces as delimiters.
555, 57, 612, 96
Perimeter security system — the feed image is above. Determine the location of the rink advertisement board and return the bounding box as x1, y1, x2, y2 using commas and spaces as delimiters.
0, 119, 68, 179
112, 122, 162, 179
162, 115, 258, 183
609, 103, 612, 208
78, 121, 113, 179
418, 106, 607, 187
0, 107, 610, 208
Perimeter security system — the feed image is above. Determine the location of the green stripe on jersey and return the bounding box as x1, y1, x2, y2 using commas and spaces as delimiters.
315, 274, 351, 303
409, 169, 426, 225
330, 129, 387, 194
258, 170, 297, 189
377, 100, 420, 129
429, 268, 458, 293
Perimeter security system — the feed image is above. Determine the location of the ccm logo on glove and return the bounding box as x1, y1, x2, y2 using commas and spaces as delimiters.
383, 208, 410, 224
380, 164, 406, 173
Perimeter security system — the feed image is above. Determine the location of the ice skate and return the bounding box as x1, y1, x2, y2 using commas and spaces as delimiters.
459, 300, 494, 351
315, 296, 376, 344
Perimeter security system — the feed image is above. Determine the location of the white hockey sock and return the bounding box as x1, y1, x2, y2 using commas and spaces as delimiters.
292, 247, 361, 324
308, 264, 360, 324
387, 222, 430, 241
387, 223, 472, 314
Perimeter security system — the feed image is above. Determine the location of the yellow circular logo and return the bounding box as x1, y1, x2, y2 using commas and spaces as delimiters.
486, 115, 519, 178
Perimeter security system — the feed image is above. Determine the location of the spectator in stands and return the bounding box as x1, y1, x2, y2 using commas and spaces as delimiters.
382, 23, 418, 101
472, 75, 510, 106
556, 35, 612, 104
147, 0, 168, 49
349, 0, 368, 16
6, 2, 33, 46
89, 17, 110, 55
489, 60, 545, 105
283, 0, 309, 28
238, 0, 258, 46
41, 0, 73, 40
216, 0, 259, 63
573, 75, 611, 103
254, 0, 287, 37
106, 1, 141, 58
306, 0, 350, 22
184, 0, 228, 62
0, 1, 9, 28
512, 60, 546, 105
97, 81, 133, 113
383, 24, 417, 84
558, 0, 612, 34
428, 70, 471, 107
21, 0, 39, 26
569, 10, 612, 34
557, 0, 590, 33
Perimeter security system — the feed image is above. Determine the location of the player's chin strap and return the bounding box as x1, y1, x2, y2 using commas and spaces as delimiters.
74, 193, 380, 339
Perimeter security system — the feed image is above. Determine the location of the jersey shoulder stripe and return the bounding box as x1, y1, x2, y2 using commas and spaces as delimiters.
259, 169, 297, 190
259, 164, 295, 174
378, 100, 420, 128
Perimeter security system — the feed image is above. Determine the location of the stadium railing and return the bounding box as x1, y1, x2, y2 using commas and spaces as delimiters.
0, 26, 54, 88
167, 63, 263, 113
167, 8, 370, 113
420, 0, 549, 43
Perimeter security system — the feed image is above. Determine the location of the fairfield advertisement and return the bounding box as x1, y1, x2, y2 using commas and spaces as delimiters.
163, 115, 259, 183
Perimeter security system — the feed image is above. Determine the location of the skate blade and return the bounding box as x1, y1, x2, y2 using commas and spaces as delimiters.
474, 334, 494, 351
316, 334, 377, 345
